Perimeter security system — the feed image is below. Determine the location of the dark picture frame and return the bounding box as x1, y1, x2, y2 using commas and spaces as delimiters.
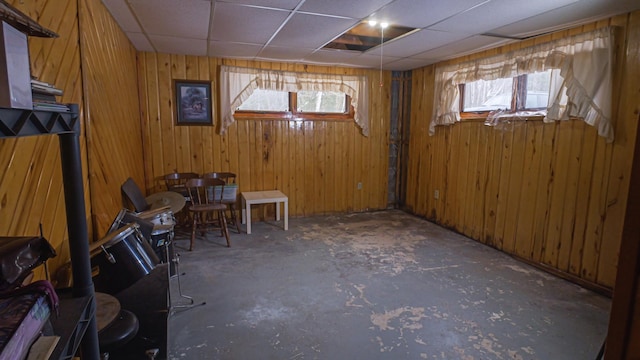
174, 80, 213, 126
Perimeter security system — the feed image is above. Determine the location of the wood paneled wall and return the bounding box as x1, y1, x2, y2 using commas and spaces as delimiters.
137, 56, 391, 217
79, 0, 144, 237
0, 0, 87, 278
405, 12, 640, 289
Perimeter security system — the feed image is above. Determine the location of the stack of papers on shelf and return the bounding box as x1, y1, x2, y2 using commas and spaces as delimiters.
32, 102, 69, 112
30, 79, 62, 97
30, 78, 69, 112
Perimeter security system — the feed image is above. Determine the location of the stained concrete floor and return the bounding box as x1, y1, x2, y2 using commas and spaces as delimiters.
167, 210, 610, 360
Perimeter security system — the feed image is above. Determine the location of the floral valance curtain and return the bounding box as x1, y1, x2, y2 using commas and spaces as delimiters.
220, 65, 370, 136
431, 26, 615, 142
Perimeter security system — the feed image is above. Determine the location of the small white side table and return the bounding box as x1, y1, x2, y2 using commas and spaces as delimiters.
241, 190, 289, 234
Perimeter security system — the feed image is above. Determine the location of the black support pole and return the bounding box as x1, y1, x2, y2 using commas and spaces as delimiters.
58, 132, 100, 360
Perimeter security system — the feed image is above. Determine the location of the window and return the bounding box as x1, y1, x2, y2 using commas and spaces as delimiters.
220, 65, 369, 135
430, 27, 614, 142
237, 90, 288, 112
297, 91, 346, 113
461, 70, 552, 113
234, 89, 354, 120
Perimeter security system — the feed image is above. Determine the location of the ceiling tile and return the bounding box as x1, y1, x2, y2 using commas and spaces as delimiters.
257, 45, 315, 61
130, 0, 211, 39
268, 13, 358, 48
208, 41, 263, 58
211, 3, 289, 44
106, 0, 638, 68
366, 29, 469, 57
371, 0, 490, 29
299, 0, 393, 19
149, 35, 208, 56
429, 0, 580, 35
343, 53, 403, 69
214, 0, 302, 11
126, 32, 155, 52
102, 0, 142, 32
384, 57, 435, 71
411, 35, 510, 60
303, 49, 361, 65
491, 0, 640, 38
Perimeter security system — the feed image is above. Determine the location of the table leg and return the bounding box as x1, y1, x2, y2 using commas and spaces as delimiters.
276, 201, 281, 221
246, 202, 252, 235
241, 196, 246, 225
284, 199, 288, 231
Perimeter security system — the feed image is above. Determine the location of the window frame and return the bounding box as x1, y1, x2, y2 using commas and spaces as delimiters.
459, 74, 548, 119
234, 91, 355, 121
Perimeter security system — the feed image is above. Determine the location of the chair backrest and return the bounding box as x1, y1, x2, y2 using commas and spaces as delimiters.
164, 172, 199, 189
185, 178, 226, 205
121, 177, 149, 212
202, 172, 236, 184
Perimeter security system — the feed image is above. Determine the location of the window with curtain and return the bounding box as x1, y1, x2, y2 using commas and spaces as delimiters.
219, 65, 369, 136
431, 26, 615, 142
234, 89, 355, 120
461, 70, 552, 113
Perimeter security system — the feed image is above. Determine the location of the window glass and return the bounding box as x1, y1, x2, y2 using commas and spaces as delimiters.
524, 70, 551, 109
463, 78, 513, 112
237, 89, 289, 111
297, 91, 347, 113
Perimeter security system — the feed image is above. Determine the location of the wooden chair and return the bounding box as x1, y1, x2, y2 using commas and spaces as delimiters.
163, 172, 199, 194
163, 172, 198, 226
185, 178, 230, 250
202, 172, 241, 233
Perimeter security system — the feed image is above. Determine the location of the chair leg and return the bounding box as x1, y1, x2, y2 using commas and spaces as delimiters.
219, 210, 231, 247
230, 205, 241, 233
190, 213, 197, 251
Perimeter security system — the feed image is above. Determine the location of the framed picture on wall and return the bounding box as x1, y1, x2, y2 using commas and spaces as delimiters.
174, 80, 213, 126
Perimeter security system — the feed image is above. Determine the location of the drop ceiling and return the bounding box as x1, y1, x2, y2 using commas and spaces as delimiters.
102, 0, 640, 71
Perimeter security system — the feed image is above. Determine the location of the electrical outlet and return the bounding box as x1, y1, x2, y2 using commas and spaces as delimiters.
357, 182, 363, 190
434, 190, 440, 199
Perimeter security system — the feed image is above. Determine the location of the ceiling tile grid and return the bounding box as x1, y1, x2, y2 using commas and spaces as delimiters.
210, 3, 290, 44
129, 0, 211, 39
267, 13, 358, 48
371, 0, 491, 29
101, 0, 640, 70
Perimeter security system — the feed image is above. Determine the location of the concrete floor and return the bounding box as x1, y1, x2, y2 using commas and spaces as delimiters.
167, 210, 610, 360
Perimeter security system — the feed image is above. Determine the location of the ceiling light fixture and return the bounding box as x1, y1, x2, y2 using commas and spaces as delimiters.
366, 19, 391, 86
379, 23, 387, 87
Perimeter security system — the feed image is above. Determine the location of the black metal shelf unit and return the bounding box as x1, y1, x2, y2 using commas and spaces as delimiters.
0, 104, 100, 360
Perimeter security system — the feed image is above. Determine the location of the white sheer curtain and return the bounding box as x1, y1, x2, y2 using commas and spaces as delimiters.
220, 65, 370, 136
431, 26, 615, 142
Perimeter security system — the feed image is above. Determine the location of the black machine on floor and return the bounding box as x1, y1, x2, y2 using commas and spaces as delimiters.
90, 206, 178, 359
90, 201, 204, 359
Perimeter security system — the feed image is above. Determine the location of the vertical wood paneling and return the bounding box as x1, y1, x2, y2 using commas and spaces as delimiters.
502, 124, 527, 255
542, 122, 571, 267
493, 128, 514, 251
0, 0, 88, 278
467, 123, 485, 241
138, 57, 390, 218
532, 123, 563, 267
483, 129, 502, 247
404, 12, 640, 289
80, 0, 144, 237
597, 14, 640, 287
514, 122, 544, 259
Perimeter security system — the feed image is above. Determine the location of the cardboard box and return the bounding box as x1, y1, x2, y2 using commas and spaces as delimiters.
0, 21, 32, 110
207, 183, 238, 202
